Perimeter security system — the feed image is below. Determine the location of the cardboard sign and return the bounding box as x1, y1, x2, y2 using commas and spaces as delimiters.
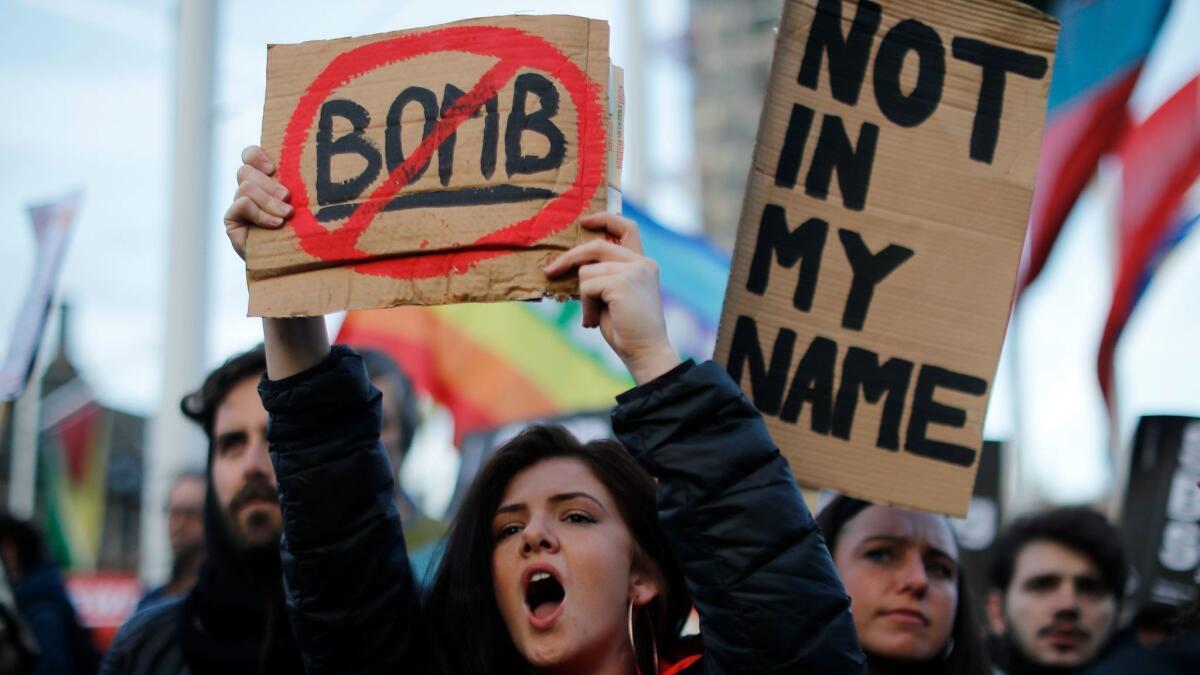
1122, 416, 1200, 612
247, 15, 616, 316
713, 0, 1057, 515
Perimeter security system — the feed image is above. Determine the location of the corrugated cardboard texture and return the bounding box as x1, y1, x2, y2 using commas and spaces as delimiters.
713, 0, 1057, 516
247, 15, 611, 316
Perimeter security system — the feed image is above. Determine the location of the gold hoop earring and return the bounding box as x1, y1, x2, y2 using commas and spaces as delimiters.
627, 600, 659, 675
941, 636, 956, 661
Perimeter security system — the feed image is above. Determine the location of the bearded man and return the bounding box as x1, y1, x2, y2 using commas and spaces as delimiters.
103, 346, 302, 675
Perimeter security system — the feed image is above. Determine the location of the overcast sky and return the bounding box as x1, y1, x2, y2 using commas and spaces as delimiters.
1, 0, 1197, 505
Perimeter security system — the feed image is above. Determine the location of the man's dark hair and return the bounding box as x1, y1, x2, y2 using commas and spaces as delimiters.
989, 506, 1127, 597
0, 514, 47, 573
358, 348, 420, 457
180, 345, 267, 444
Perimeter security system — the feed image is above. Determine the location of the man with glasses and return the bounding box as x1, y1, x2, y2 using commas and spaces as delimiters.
135, 470, 206, 611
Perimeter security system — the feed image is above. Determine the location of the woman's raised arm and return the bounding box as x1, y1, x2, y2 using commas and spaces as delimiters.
225, 146, 420, 673
224, 145, 329, 380
548, 213, 866, 673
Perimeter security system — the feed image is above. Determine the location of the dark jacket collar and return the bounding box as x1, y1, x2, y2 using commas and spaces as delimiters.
177, 469, 301, 675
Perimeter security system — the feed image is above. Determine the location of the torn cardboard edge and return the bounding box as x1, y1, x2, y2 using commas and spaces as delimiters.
246, 14, 621, 317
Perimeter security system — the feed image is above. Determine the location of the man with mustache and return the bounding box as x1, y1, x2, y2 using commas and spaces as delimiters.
135, 470, 207, 612
103, 346, 303, 675
985, 507, 1126, 674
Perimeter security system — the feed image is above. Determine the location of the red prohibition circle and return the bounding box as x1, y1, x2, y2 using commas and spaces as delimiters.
276, 25, 607, 281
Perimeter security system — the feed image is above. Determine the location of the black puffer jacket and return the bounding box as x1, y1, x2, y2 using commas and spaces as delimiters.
259, 347, 865, 674
613, 359, 865, 673
260, 347, 420, 675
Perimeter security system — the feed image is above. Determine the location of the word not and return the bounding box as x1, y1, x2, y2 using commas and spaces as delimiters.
775, 0, 1048, 211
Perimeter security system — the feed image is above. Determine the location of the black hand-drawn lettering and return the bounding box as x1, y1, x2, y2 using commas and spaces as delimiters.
506, 73, 567, 176
951, 38, 1049, 164
726, 316, 797, 416
806, 115, 879, 210
838, 229, 913, 331
779, 335, 837, 435
905, 364, 988, 466
833, 347, 913, 450
775, 103, 815, 189
873, 19, 945, 127
316, 99, 382, 206
798, 0, 882, 105
746, 204, 829, 312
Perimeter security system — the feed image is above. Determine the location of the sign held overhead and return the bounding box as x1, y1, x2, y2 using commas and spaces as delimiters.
714, 0, 1058, 516
247, 15, 618, 317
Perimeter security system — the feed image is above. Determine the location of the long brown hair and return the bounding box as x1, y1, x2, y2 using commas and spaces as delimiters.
421, 424, 692, 675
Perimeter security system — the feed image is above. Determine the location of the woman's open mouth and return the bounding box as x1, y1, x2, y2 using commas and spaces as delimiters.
523, 567, 566, 630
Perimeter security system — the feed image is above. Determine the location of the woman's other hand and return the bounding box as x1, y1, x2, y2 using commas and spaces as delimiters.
544, 212, 680, 385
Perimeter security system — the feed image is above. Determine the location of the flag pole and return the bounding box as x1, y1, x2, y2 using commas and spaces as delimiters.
141, 0, 216, 586
8, 379, 41, 519
0, 399, 12, 500
1101, 158, 1125, 521
0, 400, 10, 448
1106, 382, 1123, 519
1002, 300, 1028, 522
6, 306, 57, 520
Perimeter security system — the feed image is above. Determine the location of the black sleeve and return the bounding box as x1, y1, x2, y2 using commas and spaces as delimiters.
98, 601, 186, 675
259, 345, 421, 674
612, 360, 866, 675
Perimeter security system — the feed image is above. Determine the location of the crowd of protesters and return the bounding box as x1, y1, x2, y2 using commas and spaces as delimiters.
0, 144, 1195, 674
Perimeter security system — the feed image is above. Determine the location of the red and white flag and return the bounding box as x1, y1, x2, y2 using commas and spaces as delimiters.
1098, 76, 1200, 407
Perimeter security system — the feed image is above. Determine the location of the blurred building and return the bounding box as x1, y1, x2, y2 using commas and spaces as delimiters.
0, 305, 144, 572
690, 0, 782, 247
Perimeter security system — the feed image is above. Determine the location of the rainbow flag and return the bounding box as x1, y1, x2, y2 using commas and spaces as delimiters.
1016, 0, 1172, 294
1098, 76, 1200, 406
337, 202, 729, 442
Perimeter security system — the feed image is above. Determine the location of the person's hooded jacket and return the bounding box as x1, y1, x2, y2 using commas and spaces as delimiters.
12, 562, 98, 675
100, 447, 303, 674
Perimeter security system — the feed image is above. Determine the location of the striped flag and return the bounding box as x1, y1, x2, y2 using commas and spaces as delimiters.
38, 378, 112, 570
1017, 0, 1172, 294
1098, 75, 1200, 405
337, 202, 729, 442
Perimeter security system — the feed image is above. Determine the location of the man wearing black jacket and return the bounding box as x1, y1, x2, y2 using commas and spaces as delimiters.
102, 346, 302, 675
